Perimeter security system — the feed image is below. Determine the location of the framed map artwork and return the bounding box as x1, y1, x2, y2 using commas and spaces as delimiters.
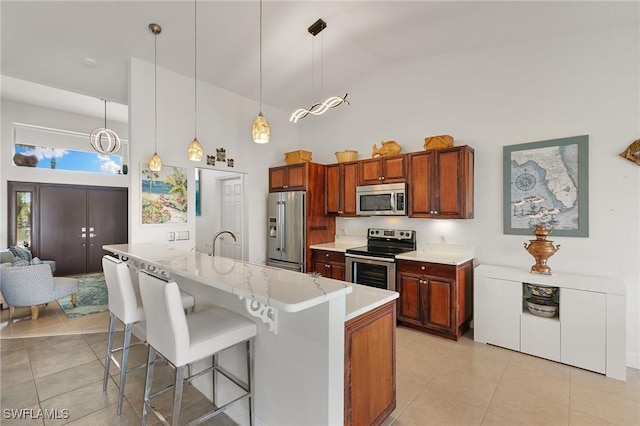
503, 135, 589, 237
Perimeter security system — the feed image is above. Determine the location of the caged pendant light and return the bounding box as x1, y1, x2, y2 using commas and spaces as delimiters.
251, 0, 270, 144
148, 23, 163, 172
89, 99, 121, 154
187, 0, 204, 161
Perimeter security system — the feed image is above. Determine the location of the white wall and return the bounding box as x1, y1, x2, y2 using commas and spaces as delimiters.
129, 58, 299, 263
298, 26, 640, 368
0, 98, 129, 246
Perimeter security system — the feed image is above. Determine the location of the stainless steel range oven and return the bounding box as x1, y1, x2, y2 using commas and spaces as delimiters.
345, 228, 416, 291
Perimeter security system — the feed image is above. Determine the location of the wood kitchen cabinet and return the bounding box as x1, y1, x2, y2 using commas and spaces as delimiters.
358, 154, 406, 185
408, 146, 474, 219
268, 163, 308, 192
311, 249, 346, 281
396, 259, 473, 340
325, 162, 358, 216
345, 301, 396, 426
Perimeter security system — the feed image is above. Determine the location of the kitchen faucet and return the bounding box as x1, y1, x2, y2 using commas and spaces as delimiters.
209, 230, 237, 256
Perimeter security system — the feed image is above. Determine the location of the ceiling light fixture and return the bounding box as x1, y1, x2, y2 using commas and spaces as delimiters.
148, 23, 163, 172
251, 0, 270, 144
187, 0, 204, 161
290, 18, 349, 123
89, 99, 121, 154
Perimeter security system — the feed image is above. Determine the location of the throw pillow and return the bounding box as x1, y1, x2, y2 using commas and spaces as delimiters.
9, 245, 32, 262
12, 259, 30, 267
31, 257, 43, 265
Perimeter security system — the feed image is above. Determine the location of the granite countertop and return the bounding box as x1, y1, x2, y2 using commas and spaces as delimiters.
104, 243, 352, 313
395, 250, 474, 266
345, 284, 398, 321
309, 241, 362, 252
312, 240, 475, 266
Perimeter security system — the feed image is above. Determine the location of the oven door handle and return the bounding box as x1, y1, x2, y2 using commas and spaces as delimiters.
345, 253, 396, 263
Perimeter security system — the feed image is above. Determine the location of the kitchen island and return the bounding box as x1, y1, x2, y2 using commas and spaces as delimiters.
103, 243, 398, 425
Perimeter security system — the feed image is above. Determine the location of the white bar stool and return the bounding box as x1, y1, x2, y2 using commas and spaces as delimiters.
138, 271, 256, 426
101, 255, 195, 415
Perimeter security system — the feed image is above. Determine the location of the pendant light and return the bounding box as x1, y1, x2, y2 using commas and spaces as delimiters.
290, 19, 349, 123
187, 0, 204, 161
89, 99, 121, 154
148, 23, 163, 172
251, 0, 270, 144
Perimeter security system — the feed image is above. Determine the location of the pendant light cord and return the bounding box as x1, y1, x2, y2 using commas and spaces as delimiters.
194, 0, 198, 136
154, 30, 158, 153
103, 100, 107, 128
259, 0, 263, 113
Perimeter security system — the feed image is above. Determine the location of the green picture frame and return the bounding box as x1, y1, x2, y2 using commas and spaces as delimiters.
503, 135, 589, 237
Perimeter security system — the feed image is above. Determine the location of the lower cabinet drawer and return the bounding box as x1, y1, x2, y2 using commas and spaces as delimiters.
521, 312, 560, 362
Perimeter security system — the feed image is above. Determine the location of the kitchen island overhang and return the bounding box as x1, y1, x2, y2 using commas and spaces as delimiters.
103, 243, 398, 425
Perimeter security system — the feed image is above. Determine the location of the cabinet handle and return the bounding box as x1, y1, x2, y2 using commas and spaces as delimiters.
421, 266, 426, 270
381, 176, 385, 180
326, 253, 330, 257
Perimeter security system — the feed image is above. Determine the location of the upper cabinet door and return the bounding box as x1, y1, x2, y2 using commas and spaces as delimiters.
357, 155, 406, 185
341, 162, 359, 216
408, 146, 474, 219
268, 164, 307, 192
381, 155, 406, 183
269, 166, 288, 192
358, 158, 384, 185
325, 164, 341, 215
286, 164, 307, 190
408, 151, 435, 216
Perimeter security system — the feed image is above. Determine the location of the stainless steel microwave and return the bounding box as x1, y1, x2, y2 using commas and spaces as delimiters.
356, 183, 407, 216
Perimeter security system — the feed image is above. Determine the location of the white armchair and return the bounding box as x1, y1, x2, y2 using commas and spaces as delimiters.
0, 263, 78, 320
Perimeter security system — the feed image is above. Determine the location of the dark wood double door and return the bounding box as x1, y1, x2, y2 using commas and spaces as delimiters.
9, 182, 128, 276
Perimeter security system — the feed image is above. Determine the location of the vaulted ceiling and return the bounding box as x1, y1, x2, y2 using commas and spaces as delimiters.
1, 1, 636, 121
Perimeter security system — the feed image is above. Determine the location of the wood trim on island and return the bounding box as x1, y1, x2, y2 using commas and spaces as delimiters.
345, 300, 396, 426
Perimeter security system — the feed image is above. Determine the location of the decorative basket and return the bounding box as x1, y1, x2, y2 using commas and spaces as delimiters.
424, 135, 454, 150
284, 150, 312, 165
335, 150, 358, 163
526, 298, 559, 318
526, 284, 558, 298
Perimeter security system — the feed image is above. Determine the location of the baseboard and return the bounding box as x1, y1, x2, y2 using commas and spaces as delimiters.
627, 351, 640, 370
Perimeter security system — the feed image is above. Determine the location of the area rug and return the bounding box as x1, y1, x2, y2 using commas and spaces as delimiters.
58, 272, 108, 319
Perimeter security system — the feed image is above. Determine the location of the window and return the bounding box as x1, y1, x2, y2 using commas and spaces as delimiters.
12, 123, 128, 175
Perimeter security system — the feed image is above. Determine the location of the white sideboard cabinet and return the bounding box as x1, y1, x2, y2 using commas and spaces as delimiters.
474, 264, 626, 381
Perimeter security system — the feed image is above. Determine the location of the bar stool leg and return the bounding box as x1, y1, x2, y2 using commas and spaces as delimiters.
142, 346, 157, 425
117, 323, 133, 415
103, 312, 117, 392
212, 353, 219, 408
172, 366, 186, 426
248, 338, 255, 426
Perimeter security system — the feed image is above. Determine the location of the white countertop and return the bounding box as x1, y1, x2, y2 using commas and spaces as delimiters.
475, 264, 626, 295
309, 241, 362, 252
311, 240, 475, 266
104, 244, 352, 313
395, 250, 474, 265
345, 284, 399, 321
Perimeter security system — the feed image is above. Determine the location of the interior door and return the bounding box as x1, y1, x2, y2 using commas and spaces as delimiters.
39, 185, 88, 276
219, 177, 243, 260
87, 187, 128, 272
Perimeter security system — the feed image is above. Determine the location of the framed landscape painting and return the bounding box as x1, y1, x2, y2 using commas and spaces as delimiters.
503, 135, 589, 237
141, 164, 188, 224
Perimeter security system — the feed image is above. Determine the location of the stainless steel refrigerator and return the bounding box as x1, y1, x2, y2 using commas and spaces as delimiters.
267, 191, 306, 272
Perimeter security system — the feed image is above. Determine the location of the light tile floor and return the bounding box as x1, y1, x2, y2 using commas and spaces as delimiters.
1, 304, 639, 425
